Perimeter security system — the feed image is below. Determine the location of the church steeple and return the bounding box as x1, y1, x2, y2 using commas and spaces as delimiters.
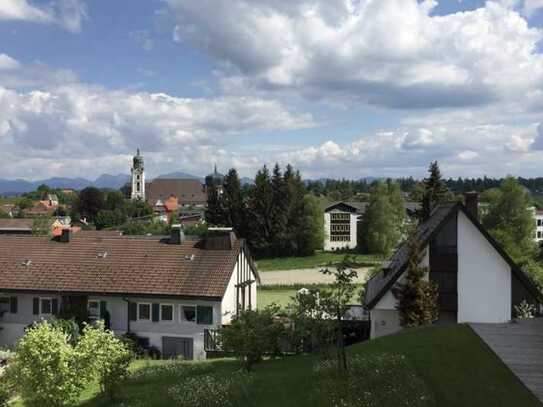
131, 148, 145, 200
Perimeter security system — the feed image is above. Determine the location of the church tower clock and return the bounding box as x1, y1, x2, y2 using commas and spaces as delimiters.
131, 149, 145, 201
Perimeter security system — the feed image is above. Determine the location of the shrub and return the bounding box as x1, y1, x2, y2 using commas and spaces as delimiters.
313, 353, 433, 407
220, 305, 285, 371
77, 322, 133, 399
10, 321, 90, 407
0, 379, 10, 407
514, 300, 537, 319
168, 371, 253, 407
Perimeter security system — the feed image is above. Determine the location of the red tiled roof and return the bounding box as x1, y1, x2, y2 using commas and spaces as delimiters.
146, 179, 207, 205
0, 234, 243, 299
0, 219, 34, 231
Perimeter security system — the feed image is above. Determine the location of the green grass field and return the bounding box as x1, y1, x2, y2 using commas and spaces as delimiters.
256, 251, 381, 271
258, 284, 363, 309
14, 324, 538, 407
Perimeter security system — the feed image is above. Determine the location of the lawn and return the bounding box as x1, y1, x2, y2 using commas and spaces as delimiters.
256, 251, 381, 271
23, 324, 539, 407
258, 284, 364, 309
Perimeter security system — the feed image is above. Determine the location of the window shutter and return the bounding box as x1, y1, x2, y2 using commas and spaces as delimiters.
152, 303, 160, 322
100, 301, 107, 318
52, 298, 59, 315
32, 298, 39, 315
129, 302, 137, 321
9, 297, 17, 314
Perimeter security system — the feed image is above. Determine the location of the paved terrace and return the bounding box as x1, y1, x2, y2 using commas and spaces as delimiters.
471, 320, 543, 403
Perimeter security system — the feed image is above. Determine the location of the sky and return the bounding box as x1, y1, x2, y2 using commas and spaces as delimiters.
2, 0, 543, 180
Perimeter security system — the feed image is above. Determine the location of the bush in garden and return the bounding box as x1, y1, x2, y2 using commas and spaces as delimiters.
220, 305, 285, 371
168, 371, 253, 407
77, 322, 133, 400
313, 353, 433, 407
10, 321, 90, 407
514, 299, 537, 319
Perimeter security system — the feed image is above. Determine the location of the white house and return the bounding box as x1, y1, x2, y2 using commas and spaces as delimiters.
532, 207, 543, 242
364, 197, 542, 340
0, 227, 258, 360
323, 201, 419, 251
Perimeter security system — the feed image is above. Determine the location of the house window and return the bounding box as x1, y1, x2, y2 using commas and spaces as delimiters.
88, 300, 100, 319
40, 298, 52, 315
181, 305, 196, 322
160, 304, 173, 322
538, 231, 542, 239
538, 219, 542, 227
137, 303, 151, 321
0, 298, 9, 314
197, 305, 213, 325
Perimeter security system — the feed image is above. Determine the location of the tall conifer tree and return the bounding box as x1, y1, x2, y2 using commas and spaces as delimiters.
420, 161, 449, 220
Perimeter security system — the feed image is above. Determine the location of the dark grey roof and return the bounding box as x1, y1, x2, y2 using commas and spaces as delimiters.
364, 203, 456, 309
325, 201, 420, 215
364, 202, 543, 309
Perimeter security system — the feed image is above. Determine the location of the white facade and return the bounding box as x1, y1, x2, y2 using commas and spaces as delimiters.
323, 210, 358, 251
534, 208, 543, 242
457, 211, 511, 323
0, 251, 258, 360
369, 210, 516, 339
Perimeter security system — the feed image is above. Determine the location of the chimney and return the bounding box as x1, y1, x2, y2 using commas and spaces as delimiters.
464, 191, 479, 220
60, 228, 72, 243
170, 224, 185, 245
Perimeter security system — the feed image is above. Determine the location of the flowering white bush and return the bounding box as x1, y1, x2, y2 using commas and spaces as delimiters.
168, 371, 253, 407
514, 300, 537, 319
77, 322, 133, 399
313, 353, 433, 407
10, 320, 132, 406
10, 321, 90, 407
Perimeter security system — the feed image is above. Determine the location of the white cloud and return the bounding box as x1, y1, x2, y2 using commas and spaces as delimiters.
522, 0, 543, 16
0, 54, 20, 70
0, 0, 87, 32
457, 150, 479, 161
130, 30, 154, 51
167, 0, 543, 109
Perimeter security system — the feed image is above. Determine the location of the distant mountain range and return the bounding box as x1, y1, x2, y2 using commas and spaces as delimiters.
0, 171, 200, 195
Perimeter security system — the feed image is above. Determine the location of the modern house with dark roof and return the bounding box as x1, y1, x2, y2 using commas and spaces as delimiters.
323, 201, 420, 251
0, 227, 258, 359
364, 194, 542, 339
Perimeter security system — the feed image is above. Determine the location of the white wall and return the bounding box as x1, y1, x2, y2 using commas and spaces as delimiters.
0, 293, 221, 360
221, 249, 259, 324
457, 211, 511, 323
323, 211, 358, 251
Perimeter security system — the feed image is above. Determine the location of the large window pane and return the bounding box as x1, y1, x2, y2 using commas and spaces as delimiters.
182, 305, 196, 322
0, 298, 9, 314
161, 304, 173, 321
138, 303, 150, 320
41, 298, 52, 314
197, 306, 213, 325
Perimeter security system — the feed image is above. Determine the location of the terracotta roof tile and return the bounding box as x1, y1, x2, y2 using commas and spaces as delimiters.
0, 234, 242, 299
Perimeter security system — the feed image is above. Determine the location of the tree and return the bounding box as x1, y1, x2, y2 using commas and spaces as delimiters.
94, 209, 127, 230
77, 322, 132, 400
76, 187, 105, 222
15, 197, 33, 211
482, 177, 536, 261
9, 321, 90, 407
123, 199, 153, 219
297, 195, 323, 256
394, 231, 439, 328
284, 165, 306, 256
220, 305, 284, 371
360, 181, 404, 258
205, 184, 228, 226
105, 191, 125, 211
36, 184, 51, 198
32, 216, 50, 236
419, 161, 449, 220
223, 168, 246, 235
270, 164, 288, 255
247, 166, 274, 256
319, 256, 360, 372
